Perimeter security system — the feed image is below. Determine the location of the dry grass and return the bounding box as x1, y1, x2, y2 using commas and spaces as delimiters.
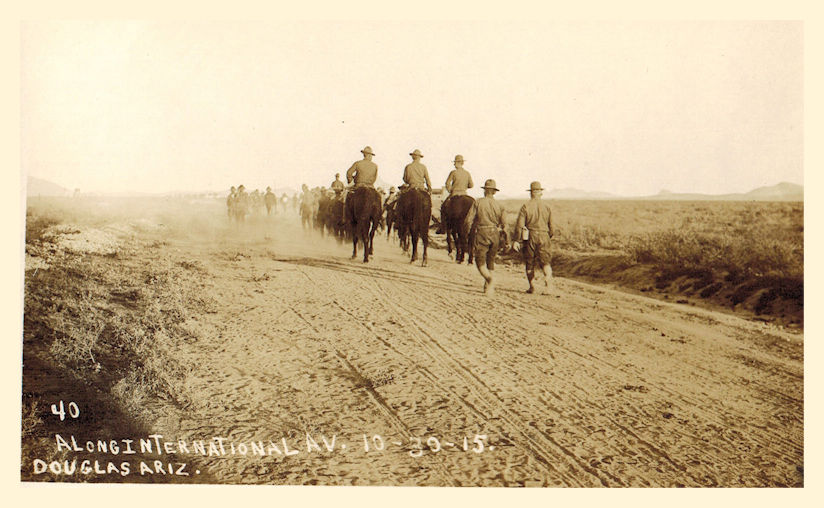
498, 199, 803, 326
22, 201, 212, 481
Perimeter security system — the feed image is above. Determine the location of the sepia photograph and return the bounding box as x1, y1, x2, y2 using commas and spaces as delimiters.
15, 10, 809, 491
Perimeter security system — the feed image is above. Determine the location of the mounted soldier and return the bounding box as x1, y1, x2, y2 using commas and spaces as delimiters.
331, 173, 345, 194
344, 146, 382, 262
402, 148, 432, 194
442, 154, 474, 208
396, 149, 432, 266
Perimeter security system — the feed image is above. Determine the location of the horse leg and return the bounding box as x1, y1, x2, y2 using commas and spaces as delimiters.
446, 227, 455, 260
362, 227, 369, 263
467, 234, 475, 265
457, 229, 466, 264
351, 222, 358, 259
368, 220, 374, 255
410, 230, 418, 262
369, 218, 377, 255
421, 230, 429, 267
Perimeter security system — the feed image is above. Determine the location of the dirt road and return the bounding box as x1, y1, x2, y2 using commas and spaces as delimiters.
77, 206, 804, 487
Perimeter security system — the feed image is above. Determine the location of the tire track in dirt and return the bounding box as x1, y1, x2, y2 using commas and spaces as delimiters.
380, 276, 687, 486
273, 276, 461, 487
312, 260, 620, 486
332, 251, 800, 488
485, 275, 802, 485
329, 291, 597, 486
134, 213, 802, 486
271, 251, 593, 485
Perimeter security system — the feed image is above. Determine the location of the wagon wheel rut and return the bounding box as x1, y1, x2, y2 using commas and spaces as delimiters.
136, 215, 801, 486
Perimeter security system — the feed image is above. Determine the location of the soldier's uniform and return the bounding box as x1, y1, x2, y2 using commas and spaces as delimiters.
346, 147, 378, 188
384, 187, 398, 207
515, 182, 555, 288
234, 186, 250, 222
264, 187, 277, 214
227, 187, 237, 218
344, 146, 380, 224
465, 180, 506, 270
403, 149, 431, 191
444, 156, 474, 196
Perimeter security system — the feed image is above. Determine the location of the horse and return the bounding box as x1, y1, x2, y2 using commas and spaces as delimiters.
440, 195, 475, 264
326, 196, 346, 243
395, 188, 432, 266
316, 193, 332, 236
345, 186, 382, 263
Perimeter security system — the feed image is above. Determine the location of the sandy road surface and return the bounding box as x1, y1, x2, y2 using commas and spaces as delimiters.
132, 210, 802, 487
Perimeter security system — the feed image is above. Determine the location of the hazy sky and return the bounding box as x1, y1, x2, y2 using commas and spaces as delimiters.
21, 20, 803, 197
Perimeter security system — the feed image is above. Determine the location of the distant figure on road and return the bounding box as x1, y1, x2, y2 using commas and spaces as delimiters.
464, 179, 507, 296
234, 185, 250, 223
227, 186, 237, 218
402, 149, 432, 192
384, 186, 398, 207
512, 181, 555, 294
264, 186, 277, 215
300, 184, 316, 229
331, 173, 345, 193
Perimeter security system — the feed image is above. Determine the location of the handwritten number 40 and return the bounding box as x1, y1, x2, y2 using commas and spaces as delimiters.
51, 401, 80, 421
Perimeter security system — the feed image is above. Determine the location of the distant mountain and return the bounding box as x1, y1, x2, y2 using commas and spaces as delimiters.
742, 182, 803, 201
640, 182, 803, 202
27, 176, 72, 197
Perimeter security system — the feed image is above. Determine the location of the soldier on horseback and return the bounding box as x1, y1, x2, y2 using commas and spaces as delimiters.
402, 149, 432, 193
344, 146, 382, 262
442, 154, 473, 202
396, 149, 433, 266
438, 154, 474, 236
344, 146, 379, 223
331, 173, 345, 194
330, 172, 346, 205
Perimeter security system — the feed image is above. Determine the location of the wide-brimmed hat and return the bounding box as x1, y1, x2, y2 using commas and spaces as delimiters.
361, 146, 375, 156
482, 179, 499, 191
527, 181, 544, 192
453, 155, 465, 163
238, 184, 245, 190
389, 187, 396, 193
409, 149, 424, 158
266, 186, 271, 191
